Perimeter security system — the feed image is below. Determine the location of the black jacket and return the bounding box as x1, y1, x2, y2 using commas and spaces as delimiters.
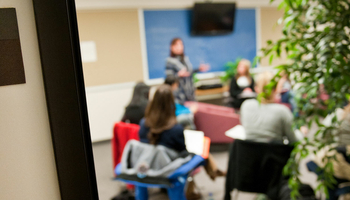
121, 104, 147, 125
229, 76, 255, 109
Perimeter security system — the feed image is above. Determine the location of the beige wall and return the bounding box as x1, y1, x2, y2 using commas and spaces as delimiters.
77, 9, 144, 87
260, 7, 286, 67
77, 7, 286, 87
0, 0, 60, 199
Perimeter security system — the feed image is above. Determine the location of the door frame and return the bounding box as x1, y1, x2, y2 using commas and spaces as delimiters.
32, 0, 98, 199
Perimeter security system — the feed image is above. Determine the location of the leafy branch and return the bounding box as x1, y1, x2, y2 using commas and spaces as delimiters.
263, 0, 350, 199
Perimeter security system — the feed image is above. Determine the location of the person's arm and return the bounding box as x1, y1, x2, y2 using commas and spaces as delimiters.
138, 119, 150, 143
276, 77, 286, 94
283, 108, 303, 143
193, 68, 200, 73
193, 64, 210, 74
184, 56, 209, 74
230, 77, 243, 98
165, 60, 178, 76
173, 126, 187, 152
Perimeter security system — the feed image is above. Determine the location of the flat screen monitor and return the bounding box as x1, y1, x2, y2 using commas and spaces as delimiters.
191, 3, 236, 35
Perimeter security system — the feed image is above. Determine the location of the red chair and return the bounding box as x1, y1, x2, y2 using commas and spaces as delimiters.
185, 102, 240, 143
112, 122, 140, 174
112, 122, 140, 191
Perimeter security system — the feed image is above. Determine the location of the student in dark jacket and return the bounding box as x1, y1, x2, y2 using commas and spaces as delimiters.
139, 85, 225, 200
229, 59, 255, 109
139, 84, 186, 151
121, 82, 150, 124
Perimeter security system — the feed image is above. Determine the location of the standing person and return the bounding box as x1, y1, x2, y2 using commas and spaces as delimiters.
121, 82, 150, 124
229, 59, 256, 109
165, 38, 209, 101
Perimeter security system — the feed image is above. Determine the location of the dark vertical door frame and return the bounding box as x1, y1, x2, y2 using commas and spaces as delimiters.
32, 0, 98, 199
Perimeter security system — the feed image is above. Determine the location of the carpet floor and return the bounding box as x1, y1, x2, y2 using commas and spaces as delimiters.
92, 141, 320, 200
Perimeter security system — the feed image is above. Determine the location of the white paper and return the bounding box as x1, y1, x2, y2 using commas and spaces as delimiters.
225, 125, 246, 140
80, 41, 97, 63
184, 130, 204, 155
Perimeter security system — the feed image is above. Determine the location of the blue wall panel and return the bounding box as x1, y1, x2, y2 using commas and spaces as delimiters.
144, 9, 256, 79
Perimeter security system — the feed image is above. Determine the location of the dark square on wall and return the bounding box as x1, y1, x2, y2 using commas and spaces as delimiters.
0, 8, 26, 86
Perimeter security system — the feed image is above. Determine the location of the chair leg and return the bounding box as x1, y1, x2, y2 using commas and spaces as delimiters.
135, 186, 148, 200
167, 183, 186, 200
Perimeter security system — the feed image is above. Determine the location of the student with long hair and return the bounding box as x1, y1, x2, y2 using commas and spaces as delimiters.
229, 59, 255, 109
121, 82, 150, 124
139, 84, 184, 149
139, 85, 225, 199
165, 38, 209, 101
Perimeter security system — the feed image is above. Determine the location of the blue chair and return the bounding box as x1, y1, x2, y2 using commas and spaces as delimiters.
115, 155, 205, 200
307, 161, 350, 200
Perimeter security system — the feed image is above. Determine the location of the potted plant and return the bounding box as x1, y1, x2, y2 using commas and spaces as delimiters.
262, 0, 350, 199
221, 58, 242, 83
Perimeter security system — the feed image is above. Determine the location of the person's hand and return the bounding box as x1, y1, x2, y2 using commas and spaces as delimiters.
178, 69, 190, 77
199, 64, 210, 72
243, 88, 253, 93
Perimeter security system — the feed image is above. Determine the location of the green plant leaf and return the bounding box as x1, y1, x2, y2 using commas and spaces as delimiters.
258, 0, 350, 198
269, 54, 274, 65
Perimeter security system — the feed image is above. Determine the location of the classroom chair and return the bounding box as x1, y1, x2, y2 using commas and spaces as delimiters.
112, 121, 140, 191
115, 140, 206, 200
224, 139, 294, 200
112, 122, 140, 171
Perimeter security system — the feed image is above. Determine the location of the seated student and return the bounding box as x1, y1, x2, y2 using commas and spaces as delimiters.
139, 85, 225, 200
229, 59, 256, 109
276, 71, 292, 103
240, 72, 304, 143
121, 82, 150, 124
313, 103, 350, 182
276, 71, 297, 112
164, 75, 197, 130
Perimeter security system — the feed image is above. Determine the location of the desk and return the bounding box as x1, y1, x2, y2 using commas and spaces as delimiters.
196, 85, 229, 102
195, 85, 229, 96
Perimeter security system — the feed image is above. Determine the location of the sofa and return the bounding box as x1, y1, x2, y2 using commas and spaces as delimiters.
185, 102, 239, 143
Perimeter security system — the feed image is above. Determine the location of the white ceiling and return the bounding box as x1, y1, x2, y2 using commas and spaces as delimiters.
75, 0, 281, 10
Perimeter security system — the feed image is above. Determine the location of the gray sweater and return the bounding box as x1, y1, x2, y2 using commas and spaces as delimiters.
240, 99, 301, 143
165, 56, 197, 101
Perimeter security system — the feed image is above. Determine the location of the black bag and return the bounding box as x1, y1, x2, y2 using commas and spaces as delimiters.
278, 180, 318, 200
111, 189, 135, 200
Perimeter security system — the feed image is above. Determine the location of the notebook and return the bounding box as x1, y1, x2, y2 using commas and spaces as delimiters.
184, 130, 210, 159
225, 125, 246, 140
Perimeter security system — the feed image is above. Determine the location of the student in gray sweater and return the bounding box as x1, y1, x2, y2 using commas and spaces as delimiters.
240, 72, 304, 144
